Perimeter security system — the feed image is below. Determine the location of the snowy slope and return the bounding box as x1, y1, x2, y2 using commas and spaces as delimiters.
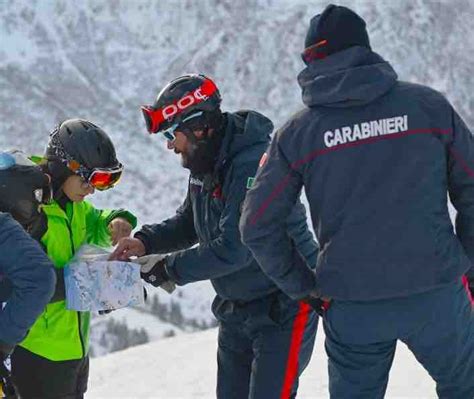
87, 327, 436, 398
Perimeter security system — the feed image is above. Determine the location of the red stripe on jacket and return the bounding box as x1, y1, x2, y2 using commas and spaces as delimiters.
462, 275, 473, 304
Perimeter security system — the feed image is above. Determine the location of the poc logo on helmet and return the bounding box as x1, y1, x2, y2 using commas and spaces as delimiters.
162, 88, 209, 121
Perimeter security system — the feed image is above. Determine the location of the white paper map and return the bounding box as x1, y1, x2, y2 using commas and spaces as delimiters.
64, 245, 144, 311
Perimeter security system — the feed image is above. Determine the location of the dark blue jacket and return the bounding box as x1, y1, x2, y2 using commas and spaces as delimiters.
136, 111, 318, 301
0, 213, 56, 347
240, 46, 474, 301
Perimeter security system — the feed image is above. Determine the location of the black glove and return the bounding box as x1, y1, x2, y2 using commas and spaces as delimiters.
468, 277, 474, 298
138, 255, 171, 287
301, 294, 331, 317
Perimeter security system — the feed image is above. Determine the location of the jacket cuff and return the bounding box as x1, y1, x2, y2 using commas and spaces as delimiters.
134, 232, 153, 255
163, 254, 182, 285
106, 210, 138, 229
291, 280, 319, 301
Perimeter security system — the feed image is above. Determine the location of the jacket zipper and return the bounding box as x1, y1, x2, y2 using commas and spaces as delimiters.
65, 218, 85, 358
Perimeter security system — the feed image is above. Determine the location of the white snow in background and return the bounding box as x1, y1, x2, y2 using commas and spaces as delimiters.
87, 327, 436, 398
91, 307, 185, 342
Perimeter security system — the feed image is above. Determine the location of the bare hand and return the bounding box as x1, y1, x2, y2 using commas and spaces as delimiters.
108, 217, 133, 245
109, 237, 146, 260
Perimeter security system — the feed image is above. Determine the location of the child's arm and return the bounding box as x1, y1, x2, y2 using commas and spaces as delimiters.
83, 201, 137, 247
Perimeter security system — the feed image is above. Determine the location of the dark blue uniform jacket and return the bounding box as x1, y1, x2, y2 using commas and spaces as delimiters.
240, 46, 474, 301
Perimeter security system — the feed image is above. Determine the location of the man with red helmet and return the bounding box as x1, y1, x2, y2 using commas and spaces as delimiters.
112, 74, 319, 398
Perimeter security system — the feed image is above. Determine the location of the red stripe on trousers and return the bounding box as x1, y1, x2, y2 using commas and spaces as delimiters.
280, 302, 312, 399
462, 275, 474, 305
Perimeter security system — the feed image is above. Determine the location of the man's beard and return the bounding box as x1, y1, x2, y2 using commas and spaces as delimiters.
182, 131, 223, 176
182, 140, 218, 176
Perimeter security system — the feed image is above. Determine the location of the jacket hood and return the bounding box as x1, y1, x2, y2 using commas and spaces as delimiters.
216, 110, 273, 168
297, 46, 398, 108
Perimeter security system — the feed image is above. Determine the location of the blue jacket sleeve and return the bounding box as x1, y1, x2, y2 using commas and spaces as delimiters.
447, 107, 474, 280
165, 162, 256, 284
135, 188, 198, 254
286, 201, 319, 269
239, 132, 318, 299
0, 213, 56, 346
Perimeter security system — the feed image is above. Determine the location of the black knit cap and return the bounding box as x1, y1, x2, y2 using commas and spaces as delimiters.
302, 4, 371, 63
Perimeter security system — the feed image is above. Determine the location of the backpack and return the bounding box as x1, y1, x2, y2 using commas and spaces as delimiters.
0, 151, 50, 238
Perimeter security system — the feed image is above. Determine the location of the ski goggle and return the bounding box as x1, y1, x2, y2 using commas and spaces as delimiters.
301, 39, 328, 64
153, 111, 205, 143
87, 166, 123, 191
67, 160, 123, 191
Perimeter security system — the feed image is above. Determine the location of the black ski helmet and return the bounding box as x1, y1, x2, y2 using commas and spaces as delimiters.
44, 119, 122, 193
141, 74, 222, 134
46, 119, 120, 170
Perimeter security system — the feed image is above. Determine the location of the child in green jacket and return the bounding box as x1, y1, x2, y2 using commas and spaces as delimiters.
10, 119, 137, 399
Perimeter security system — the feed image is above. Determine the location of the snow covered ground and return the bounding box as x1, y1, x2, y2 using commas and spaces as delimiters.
88, 327, 436, 398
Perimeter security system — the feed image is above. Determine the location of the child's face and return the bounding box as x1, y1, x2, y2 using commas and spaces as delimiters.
62, 175, 95, 202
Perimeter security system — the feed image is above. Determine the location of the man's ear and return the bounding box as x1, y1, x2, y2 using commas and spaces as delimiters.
193, 130, 206, 139
193, 127, 214, 140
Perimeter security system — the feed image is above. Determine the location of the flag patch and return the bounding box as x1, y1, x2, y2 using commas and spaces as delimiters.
246, 177, 255, 189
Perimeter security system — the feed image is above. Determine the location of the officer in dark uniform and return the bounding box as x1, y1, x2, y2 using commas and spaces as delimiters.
240, 5, 474, 398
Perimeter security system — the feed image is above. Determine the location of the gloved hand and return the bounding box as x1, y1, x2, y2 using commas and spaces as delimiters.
300, 292, 331, 317
134, 255, 176, 293
468, 277, 474, 298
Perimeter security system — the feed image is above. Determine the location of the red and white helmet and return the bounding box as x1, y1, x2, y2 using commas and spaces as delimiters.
141, 74, 222, 135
